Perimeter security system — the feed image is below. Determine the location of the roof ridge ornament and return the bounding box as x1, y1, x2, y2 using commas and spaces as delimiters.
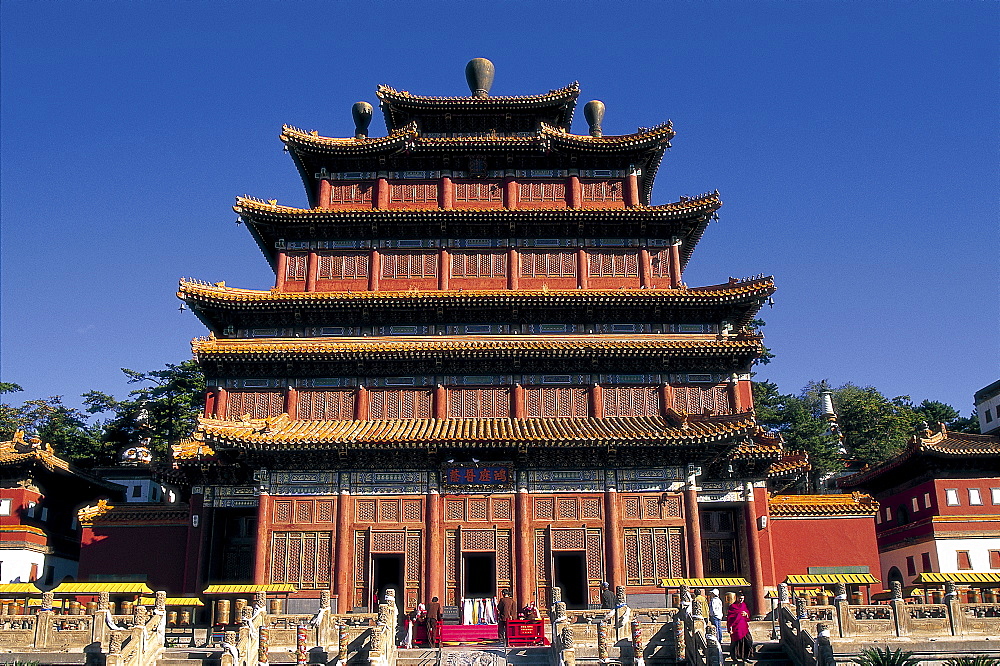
352, 102, 373, 139
465, 58, 495, 98
584, 100, 605, 137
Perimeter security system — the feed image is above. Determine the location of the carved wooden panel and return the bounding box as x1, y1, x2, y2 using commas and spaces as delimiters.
371, 531, 406, 553
520, 250, 576, 277
316, 500, 334, 523
468, 498, 488, 521
354, 531, 367, 608
463, 529, 495, 551
274, 500, 293, 523
380, 251, 437, 279
582, 498, 602, 519
525, 387, 589, 418
662, 495, 681, 518
497, 530, 512, 591
624, 527, 682, 585
534, 497, 555, 520
446, 499, 465, 522
643, 497, 661, 520
603, 386, 660, 417
356, 500, 376, 522
519, 180, 566, 203
534, 530, 550, 606
328, 182, 372, 206
450, 250, 507, 277
317, 252, 369, 279
492, 498, 513, 521
402, 500, 422, 522
296, 390, 355, 420
446, 530, 458, 606
651, 249, 671, 278
270, 531, 332, 589
455, 181, 502, 204
449, 388, 510, 418
668, 528, 684, 577
586, 529, 604, 590
285, 252, 307, 281
623, 497, 641, 519
296, 500, 313, 523
557, 498, 578, 520
379, 500, 400, 523
226, 391, 283, 420
587, 250, 639, 277
581, 179, 623, 202
551, 528, 586, 550
389, 181, 438, 205
368, 389, 433, 419
672, 385, 732, 415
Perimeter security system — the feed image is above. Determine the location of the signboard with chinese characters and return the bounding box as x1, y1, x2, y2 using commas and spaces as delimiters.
442, 465, 512, 490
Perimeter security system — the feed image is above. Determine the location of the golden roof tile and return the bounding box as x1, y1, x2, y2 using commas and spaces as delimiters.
376, 82, 580, 105
768, 492, 879, 517
0, 432, 71, 472
175, 412, 759, 457
766, 451, 810, 478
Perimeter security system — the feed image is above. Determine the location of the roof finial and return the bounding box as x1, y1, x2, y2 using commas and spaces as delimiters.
465, 58, 495, 98
584, 100, 605, 137
352, 101, 373, 139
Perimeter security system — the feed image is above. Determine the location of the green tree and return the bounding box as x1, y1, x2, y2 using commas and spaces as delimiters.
0, 391, 109, 465
825, 383, 920, 466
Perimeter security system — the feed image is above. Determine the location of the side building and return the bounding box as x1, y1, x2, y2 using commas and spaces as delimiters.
172, 59, 787, 615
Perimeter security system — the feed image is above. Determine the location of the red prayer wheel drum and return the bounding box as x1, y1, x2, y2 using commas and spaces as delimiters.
216, 599, 231, 625
108, 601, 117, 615
167, 611, 178, 626
179, 609, 192, 626
269, 597, 282, 615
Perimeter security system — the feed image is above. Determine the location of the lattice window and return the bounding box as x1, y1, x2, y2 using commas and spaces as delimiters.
492, 499, 512, 521
285, 252, 307, 281
623, 497, 641, 519
581, 180, 623, 202
329, 182, 372, 206
296, 390, 355, 420
371, 531, 406, 553
450, 251, 507, 278
455, 181, 502, 204
379, 500, 400, 523
525, 387, 589, 418
226, 390, 284, 420
406, 533, 421, 581
624, 527, 678, 586
588, 250, 639, 277
551, 528, 586, 550
448, 388, 511, 418
389, 181, 438, 204
496, 531, 512, 585
662, 496, 681, 518
274, 501, 293, 523
270, 531, 333, 589
534, 498, 555, 520
381, 251, 438, 279
643, 497, 661, 520
463, 529, 495, 551
368, 389, 433, 419
316, 501, 334, 522
520, 250, 576, 277
672, 385, 732, 415
557, 498, 578, 520
317, 252, 369, 280
402, 501, 422, 522
582, 498, 602, 519
586, 530, 604, 589
468, 499, 488, 521
603, 386, 661, 417
446, 500, 465, 521
356, 500, 376, 522
519, 180, 567, 202
651, 249, 671, 278
705, 539, 738, 576
296, 501, 313, 523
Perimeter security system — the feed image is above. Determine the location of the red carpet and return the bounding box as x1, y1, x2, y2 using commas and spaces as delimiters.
441, 624, 498, 644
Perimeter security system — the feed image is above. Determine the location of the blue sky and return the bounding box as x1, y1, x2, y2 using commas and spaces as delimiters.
2, 1, 996, 416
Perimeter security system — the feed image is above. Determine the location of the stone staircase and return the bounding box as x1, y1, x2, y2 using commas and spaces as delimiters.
156, 648, 222, 666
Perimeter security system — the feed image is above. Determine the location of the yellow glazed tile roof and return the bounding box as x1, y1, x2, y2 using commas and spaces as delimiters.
766, 451, 810, 478
0, 432, 71, 472
768, 492, 879, 517
203, 584, 296, 594
914, 572, 1000, 584
785, 574, 879, 585
177, 412, 760, 456
140, 596, 205, 606
0, 583, 41, 595
49, 582, 154, 594
659, 578, 750, 588
191, 334, 765, 360
376, 82, 580, 105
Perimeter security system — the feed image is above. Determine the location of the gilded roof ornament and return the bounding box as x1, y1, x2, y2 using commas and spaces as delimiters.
465, 58, 495, 98
352, 101, 373, 139
584, 100, 605, 137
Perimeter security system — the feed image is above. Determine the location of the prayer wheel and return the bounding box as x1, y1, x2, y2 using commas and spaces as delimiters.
121, 601, 134, 615
168, 611, 178, 626
930, 590, 943, 604
69, 600, 82, 615
86, 601, 97, 614
234, 598, 248, 620
724, 592, 736, 606
108, 601, 117, 614
1, 600, 11, 615
216, 599, 231, 625
969, 588, 981, 603
179, 609, 192, 626
985, 589, 997, 603
269, 597, 283, 615
850, 591, 862, 605
815, 592, 827, 606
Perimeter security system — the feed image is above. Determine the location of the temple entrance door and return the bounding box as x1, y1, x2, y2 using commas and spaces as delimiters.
462, 553, 496, 598
372, 554, 403, 610
554, 552, 588, 609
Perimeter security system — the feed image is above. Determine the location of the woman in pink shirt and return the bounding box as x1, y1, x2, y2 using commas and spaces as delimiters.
726, 592, 754, 664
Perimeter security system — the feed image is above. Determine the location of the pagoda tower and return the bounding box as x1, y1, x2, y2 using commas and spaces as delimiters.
176, 59, 780, 615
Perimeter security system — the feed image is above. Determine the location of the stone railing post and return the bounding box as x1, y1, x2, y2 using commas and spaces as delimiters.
945, 580, 961, 636
155, 591, 167, 613
561, 626, 576, 666
254, 592, 267, 610
336, 623, 348, 666
597, 621, 610, 662
673, 614, 685, 664
34, 609, 54, 649
794, 596, 806, 620
778, 583, 789, 606
815, 623, 835, 666
890, 598, 908, 637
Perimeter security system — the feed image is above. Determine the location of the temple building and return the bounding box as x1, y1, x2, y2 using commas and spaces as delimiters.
171, 59, 788, 615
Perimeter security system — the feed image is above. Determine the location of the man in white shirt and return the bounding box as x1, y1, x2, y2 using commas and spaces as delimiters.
707, 589, 724, 644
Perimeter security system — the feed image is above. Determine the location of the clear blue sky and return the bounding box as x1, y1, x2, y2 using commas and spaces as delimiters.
2, 1, 996, 416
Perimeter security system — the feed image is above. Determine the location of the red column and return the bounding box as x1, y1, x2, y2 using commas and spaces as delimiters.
318, 179, 332, 209
375, 176, 389, 209
604, 486, 624, 590
568, 175, 582, 208
214, 388, 228, 420
355, 386, 369, 420
668, 241, 682, 288
660, 384, 674, 416
435, 385, 448, 419
440, 176, 453, 209
744, 484, 766, 619
515, 486, 533, 608
736, 380, 754, 413
577, 248, 589, 289
504, 177, 518, 209
427, 490, 444, 604
306, 251, 318, 292
368, 249, 380, 291
508, 249, 520, 290
439, 249, 450, 290
626, 172, 640, 207
513, 384, 526, 418
275, 252, 288, 291
591, 384, 604, 419
253, 493, 271, 584
684, 476, 704, 578
182, 491, 205, 593
285, 386, 298, 418
639, 248, 653, 288
728, 381, 740, 414
204, 389, 216, 419
335, 491, 353, 612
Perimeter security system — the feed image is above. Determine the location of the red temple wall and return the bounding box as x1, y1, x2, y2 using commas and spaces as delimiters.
79, 523, 190, 593
760, 512, 881, 585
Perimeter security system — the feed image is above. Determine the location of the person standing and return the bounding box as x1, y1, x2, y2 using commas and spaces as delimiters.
497, 590, 517, 645
600, 582, 616, 609
707, 589, 724, 645
426, 596, 442, 648
726, 592, 754, 664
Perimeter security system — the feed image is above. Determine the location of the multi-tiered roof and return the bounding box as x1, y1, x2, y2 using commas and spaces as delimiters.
175, 59, 778, 479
